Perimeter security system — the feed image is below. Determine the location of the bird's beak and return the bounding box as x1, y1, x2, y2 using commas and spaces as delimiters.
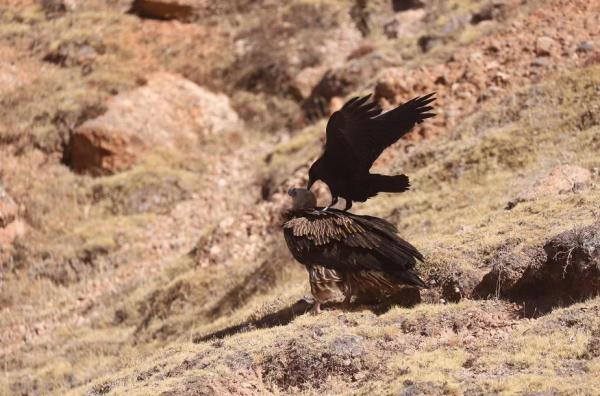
287, 188, 295, 197
307, 177, 315, 190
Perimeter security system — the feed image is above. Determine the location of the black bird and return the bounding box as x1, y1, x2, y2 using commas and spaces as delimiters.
307, 92, 436, 210
283, 188, 427, 313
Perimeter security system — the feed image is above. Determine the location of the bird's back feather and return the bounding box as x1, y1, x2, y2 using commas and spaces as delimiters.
282, 209, 426, 288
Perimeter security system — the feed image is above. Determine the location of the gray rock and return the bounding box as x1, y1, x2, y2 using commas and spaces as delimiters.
532, 57, 550, 67
577, 41, 594, 53
330, 335, 364, 358
399, 381, 446, 396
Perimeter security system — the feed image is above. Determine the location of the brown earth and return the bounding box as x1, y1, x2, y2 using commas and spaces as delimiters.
0, 0, 599, 395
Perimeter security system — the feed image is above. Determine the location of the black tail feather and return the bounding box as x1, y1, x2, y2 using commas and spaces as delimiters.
368, 174, 410, 193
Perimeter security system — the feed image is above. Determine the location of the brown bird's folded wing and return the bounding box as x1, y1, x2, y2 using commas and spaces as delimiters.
282, 210, 424, 284
326, 93, 435, 169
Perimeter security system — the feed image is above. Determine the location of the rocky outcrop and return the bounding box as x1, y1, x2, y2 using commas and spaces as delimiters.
506, 165, 592, 209
70, 73, 240, 175
303, 53, 389, 119
475, 222, 600, 316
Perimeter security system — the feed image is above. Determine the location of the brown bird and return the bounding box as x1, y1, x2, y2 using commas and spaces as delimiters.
282, 188, 427, 313
307, 93, 436, 211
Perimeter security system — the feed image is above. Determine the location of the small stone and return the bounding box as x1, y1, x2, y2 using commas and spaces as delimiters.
469, 51, 483, 61
330, 335, 364, 358
383, 18, 400, 39
328, 96, 344, 115
535, 36, 556, 56
493, 71, 510, 84
532, 57, 549, 67
577, 41, 594, 53
418, 35, 443, 53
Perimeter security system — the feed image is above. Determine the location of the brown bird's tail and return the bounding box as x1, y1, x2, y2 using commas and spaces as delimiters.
368, 174, 410, 193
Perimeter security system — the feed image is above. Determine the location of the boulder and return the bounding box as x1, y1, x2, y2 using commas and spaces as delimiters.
70, 73, 239, 175
506, 165, 592, 209
289, 66, 327, 101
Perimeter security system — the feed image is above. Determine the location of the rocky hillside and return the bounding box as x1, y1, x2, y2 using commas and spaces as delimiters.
1, 0, 599, 395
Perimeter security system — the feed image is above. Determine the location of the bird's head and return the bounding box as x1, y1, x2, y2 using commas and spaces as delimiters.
307, 159, 323, 190
288, 188, 317, 210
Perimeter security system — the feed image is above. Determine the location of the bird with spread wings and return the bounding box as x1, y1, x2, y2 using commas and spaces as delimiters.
307, 93, 435, 210
283, 188, 427, 313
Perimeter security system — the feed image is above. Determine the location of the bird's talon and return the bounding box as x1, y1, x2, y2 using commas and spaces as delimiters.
311, 302, 322, 314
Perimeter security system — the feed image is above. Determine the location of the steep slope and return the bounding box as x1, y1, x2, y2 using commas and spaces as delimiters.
0, 0, 599, 395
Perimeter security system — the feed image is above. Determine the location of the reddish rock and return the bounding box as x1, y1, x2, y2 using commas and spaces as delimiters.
289, 66, 327, 101
328, 96, 344, 115
70, 73, 240, 175
507, 165, 592, 209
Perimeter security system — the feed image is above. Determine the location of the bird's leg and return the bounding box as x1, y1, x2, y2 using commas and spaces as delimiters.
342, 282, 353, 308
311, 300, 322, 314
343, 293, 352, 307
343, 199, 353, 211
322, 196, 339, 211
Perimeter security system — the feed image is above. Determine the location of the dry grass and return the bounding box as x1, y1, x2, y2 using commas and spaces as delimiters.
1, 1, 599, 395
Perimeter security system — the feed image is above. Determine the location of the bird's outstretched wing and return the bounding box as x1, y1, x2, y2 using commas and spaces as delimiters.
282, 209, 423, 278
325, 93, 435, 169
